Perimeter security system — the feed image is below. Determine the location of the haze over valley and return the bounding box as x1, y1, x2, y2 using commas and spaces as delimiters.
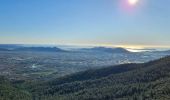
0, 44, 170, 81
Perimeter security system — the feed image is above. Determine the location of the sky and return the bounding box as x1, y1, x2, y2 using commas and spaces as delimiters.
0, 0, 170, 48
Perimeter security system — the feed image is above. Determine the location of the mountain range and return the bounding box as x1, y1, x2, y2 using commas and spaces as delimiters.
0, 45, 130, 53
14, 47, 65, 52
0, 45, 65, 52
1, 44, 170, 54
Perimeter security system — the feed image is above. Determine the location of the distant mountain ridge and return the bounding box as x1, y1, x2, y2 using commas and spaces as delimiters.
0, 45, 130, 53
14, 47, 65, 52
0, 44, 22, 49
81, 47, 130, 53
0, 44, 66, 52
1, 44, 170, 54
0, 48, 11, 51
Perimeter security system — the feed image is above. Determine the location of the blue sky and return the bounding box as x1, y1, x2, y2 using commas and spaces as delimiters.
0, 0, 170, 48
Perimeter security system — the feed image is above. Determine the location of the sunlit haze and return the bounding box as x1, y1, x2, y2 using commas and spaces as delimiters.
128, 0, 139, 5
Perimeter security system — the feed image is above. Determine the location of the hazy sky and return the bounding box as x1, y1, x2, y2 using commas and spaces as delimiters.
0, 0, 170, 48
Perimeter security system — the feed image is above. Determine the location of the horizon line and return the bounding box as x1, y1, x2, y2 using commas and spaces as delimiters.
0, 43, 170, 49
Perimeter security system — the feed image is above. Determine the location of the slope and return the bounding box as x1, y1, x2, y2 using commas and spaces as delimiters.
30, 56, 170, 100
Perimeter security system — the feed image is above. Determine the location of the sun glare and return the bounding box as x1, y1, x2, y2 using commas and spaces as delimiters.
128, 0, 139, 5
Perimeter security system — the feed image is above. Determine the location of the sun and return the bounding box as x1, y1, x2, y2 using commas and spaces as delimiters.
128, 0, 139, 5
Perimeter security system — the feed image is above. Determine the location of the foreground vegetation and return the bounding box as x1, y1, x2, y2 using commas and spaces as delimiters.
1, 56, 170, 100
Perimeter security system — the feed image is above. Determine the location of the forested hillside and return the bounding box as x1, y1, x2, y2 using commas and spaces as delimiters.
0, 76, 31, 100
1, 56, 170, 100
31, 56, 170, 100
